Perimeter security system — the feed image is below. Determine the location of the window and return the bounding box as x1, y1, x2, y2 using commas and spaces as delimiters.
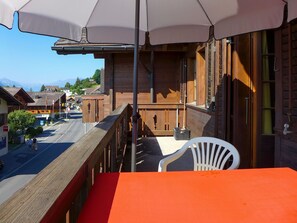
0, 114, 7, 126
261, 31, 275, 135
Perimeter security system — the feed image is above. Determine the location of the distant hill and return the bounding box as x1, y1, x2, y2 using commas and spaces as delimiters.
0, 78, 76, 92
48, 78, 76, 88
0, 78, 23, 88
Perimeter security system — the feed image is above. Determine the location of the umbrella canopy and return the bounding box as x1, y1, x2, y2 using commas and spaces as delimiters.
1, 0, 296, 171
1, 0, 295, 45
288, 0, 297, 22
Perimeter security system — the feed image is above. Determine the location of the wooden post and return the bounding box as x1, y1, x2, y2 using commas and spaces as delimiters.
110, 132, 117, 172
150, 50, 155, 103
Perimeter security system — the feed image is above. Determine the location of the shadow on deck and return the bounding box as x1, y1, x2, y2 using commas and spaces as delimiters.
123, 137, 193, 172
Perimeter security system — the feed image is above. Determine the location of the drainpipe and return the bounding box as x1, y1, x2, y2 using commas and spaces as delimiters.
150, 50, 155, 103
110, 54, 115, 111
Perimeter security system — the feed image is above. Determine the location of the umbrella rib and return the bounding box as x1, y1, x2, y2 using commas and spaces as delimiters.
85, 0, 101, 28
145, 0, 149, 31
196, 0, 213, 26
18, 0, 33, 11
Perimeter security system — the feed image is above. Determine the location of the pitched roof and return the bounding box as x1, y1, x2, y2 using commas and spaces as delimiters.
52, 28, 134, 55
84, 85, 101, 95
3, 87, 35, 103
27, 92, 65, 107
44, 86, 60, 92
0, 87, 22, 105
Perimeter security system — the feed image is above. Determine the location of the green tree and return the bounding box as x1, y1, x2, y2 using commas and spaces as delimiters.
8, 110, 36, 133
92, 69, 101, 84
40, 84, 46, 92
81, 78, 93, 88
65, 82, 71, 89
75, 77, 81, 86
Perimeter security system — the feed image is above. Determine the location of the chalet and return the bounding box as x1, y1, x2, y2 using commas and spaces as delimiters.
52, 19, 297, 170
44, 85, 60, 92
0, 87, 22, 156
3, 87, 34, 112
27, 92, 66, 121
1, 4, 297, 223
83, 85, 101, 95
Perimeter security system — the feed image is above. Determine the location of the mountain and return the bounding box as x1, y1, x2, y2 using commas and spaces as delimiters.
48, 78, 76, 87
0, 78, 76, 92
0, 78, 23, 88
0, 78, 41, 91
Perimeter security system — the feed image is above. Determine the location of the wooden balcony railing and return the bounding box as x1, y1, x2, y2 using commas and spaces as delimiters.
138, 103, 185, 136
29, 109, 52, 114
0, 104, 131, 223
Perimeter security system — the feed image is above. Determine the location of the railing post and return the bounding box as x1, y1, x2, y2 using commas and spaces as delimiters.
110, 132, 117, 172
0, 104, 131, 223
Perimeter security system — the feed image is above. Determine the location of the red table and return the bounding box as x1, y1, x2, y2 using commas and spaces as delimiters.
78, 168, 297, 223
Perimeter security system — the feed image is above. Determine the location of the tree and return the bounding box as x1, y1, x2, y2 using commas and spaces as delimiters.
8, 110, 36, 133
75, 77, 81, 86
40, 84, 46, 92
92, 69, 101, 84
65, 82, 71, 89
81, 78, 93, 88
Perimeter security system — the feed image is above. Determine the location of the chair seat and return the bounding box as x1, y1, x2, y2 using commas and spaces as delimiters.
158, 137, 240, 172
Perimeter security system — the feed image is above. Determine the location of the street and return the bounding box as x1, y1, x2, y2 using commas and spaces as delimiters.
0, 114, 93, 204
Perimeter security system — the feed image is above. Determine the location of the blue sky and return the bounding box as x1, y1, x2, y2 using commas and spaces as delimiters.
0, 16, 104, 88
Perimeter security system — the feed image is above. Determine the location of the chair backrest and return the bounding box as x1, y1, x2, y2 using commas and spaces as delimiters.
158, 137, 240, 172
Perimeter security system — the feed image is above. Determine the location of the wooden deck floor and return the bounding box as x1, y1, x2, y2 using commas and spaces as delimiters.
123, 137, 191, 172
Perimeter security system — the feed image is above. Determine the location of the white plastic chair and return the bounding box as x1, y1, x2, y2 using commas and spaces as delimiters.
158, 137, 240, 172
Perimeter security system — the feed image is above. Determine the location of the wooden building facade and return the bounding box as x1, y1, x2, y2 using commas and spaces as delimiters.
97, 46, 189, 136
81, 94, 104, 123
0, 87, 22, 156
274, 20, 297, 169
3, 87, 34, 112
184, 19, 297, 169
27, 92, 66, 118
52, 18, 297, 170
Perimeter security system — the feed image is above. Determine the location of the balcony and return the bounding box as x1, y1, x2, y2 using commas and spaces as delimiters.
1, 103, 296, 222
0, 103, 186, 222
0, 104, 131, 222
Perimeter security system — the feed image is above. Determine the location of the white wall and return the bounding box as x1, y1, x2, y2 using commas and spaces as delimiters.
0, 98, 8, 157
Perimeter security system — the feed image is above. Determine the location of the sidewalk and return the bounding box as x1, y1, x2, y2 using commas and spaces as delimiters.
0, 121, 62, 182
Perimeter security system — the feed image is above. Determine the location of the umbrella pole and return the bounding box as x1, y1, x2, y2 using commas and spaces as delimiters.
131, 0, 140, 172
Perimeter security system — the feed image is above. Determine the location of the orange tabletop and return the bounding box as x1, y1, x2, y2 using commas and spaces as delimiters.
78, 168, 297, 223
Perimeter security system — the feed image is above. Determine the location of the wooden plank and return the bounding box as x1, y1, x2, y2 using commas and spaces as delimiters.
0, 104, 131, 223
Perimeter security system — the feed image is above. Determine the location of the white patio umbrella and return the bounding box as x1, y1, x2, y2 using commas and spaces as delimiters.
2, 0, 296, 44
0, 0, 296, 171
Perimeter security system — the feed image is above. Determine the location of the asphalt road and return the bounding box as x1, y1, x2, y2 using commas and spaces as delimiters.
0, 114, 94, 204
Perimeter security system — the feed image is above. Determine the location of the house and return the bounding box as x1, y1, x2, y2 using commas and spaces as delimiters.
83, 85, 101, 95
1, 6, 297, 223
54, 38, 190, 134
52, 19, 297, 170
62, 89, 72, 98
44, 85, 60, 92
3, 87, 35, 112
0, 87, 22, 156
27, 91, 66, 122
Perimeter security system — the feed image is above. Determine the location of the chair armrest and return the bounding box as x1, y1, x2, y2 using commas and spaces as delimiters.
158, 148, 188, 172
